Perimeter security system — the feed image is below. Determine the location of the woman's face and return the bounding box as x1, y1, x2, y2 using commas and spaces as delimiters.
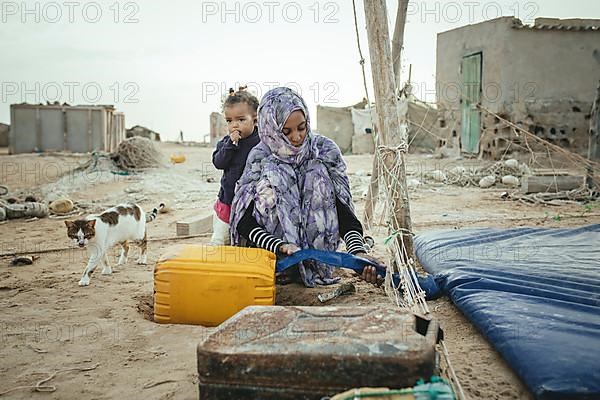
282, 110, 307, 147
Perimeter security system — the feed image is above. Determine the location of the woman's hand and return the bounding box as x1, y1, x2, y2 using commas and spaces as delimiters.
354, 252, 385, 286
279, 243, 301, 256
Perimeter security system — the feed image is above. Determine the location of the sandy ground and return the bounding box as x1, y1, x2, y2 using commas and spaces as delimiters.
1, 142, 599, 399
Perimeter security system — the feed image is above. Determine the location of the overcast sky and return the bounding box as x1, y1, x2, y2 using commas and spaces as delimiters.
1, 0, 598, 141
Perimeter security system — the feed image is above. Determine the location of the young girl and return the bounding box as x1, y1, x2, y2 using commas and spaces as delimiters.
230, 87, 382, 286
210, 90, 260, 245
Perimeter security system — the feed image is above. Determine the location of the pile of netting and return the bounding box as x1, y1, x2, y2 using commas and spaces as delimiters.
111, 136, 166, 171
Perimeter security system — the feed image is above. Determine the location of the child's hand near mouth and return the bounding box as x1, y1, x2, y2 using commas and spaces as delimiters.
230, 130, 241, 145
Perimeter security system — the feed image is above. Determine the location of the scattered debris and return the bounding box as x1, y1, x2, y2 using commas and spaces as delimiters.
48, 209, 84, 219
49, 198, 74, 214
41, 153, 126, 203
170, 153, 186, 164
176, 213, 213, 236
0, 362, 100, 396
428, 170, 446, 182
407, 178, 421, 189
27, 344, 48, 354
478, 175, 496, 188
444, 159, 532, 188
502, 175, 520, 187
447, 165, 466, 176
330, 376, 455, 400
318, 282, 356, 303
0, 201, 49, 219
509, 187, 599, 205
10, 255, 40, 266
504, 159, 519, 169
521, 175, 584, 194
142, 380, 178, 389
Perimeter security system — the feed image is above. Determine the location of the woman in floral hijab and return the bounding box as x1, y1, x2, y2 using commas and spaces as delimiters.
230, 87, 380, 287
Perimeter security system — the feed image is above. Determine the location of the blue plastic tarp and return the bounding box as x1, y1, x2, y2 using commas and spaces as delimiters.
415, 224, 600, 400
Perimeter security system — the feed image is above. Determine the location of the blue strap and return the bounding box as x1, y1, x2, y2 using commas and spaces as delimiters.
275, 248, 442, 300
276, 249, 387, 275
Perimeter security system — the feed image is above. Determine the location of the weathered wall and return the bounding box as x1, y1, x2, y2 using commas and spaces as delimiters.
436, 17, 600, 156
506, 26, 600, 104
110, 112, 126, 151
318, 101, 437, 154
503, 24, 600, 150
436, 17, 514, 114
316, 105, 354, 154
350, 108, 375, 154
0, 123, 9, 147
9, 104, 121, 154
406, 101, 439, 150
210, 112, 227, 145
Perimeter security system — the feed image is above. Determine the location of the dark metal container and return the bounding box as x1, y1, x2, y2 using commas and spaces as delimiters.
197, 306, 440, 399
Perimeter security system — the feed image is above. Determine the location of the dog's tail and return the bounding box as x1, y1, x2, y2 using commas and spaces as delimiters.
146, 203, 165, 222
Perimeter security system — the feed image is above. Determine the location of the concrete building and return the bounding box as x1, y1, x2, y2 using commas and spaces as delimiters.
0, 123, 9, 147
209, 112, 227, 145
317, 99, 438, 154
126, 125, 161, 141
436, 17, 600, 158
9, 104, 125, 154
317, 104, 357, 154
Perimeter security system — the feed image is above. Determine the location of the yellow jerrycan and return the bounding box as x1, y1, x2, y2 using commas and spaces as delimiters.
154, 244, 276, 326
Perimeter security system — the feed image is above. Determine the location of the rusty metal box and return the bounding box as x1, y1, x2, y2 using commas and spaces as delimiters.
197, 305, 440, 399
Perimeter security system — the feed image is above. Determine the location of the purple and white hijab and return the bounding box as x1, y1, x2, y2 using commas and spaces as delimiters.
230, 87, 355, 287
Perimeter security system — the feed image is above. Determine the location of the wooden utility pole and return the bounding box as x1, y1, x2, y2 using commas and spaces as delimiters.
363, 0, 409, 230
363, 0, 414, 260
587, 81, 600, 188
392, 0, 409, 88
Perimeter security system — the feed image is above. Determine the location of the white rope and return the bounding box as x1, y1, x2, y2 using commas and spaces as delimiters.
440, 341, 468, 400
373, 143, 429, 315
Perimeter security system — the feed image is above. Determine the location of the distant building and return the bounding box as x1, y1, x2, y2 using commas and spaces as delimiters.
126, 125, 161, 141
316, 99, 438, 154
210, 112, 227, 145
436, 17, 600, 158
317, 104, 357, 154
0, 123, 9, 147
9, 104, 125, 154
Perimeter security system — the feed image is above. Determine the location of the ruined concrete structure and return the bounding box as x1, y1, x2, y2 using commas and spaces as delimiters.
9, 104, 125, 154
209, 112, 227, 145
316, 98, 438, 154
436, 17, 600, 158
126, 125, 161, 141
317, 104, 356, 153
0, 122, 8, 147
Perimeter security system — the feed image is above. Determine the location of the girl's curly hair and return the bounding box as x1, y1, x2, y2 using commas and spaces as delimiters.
223, 89, 259, 114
